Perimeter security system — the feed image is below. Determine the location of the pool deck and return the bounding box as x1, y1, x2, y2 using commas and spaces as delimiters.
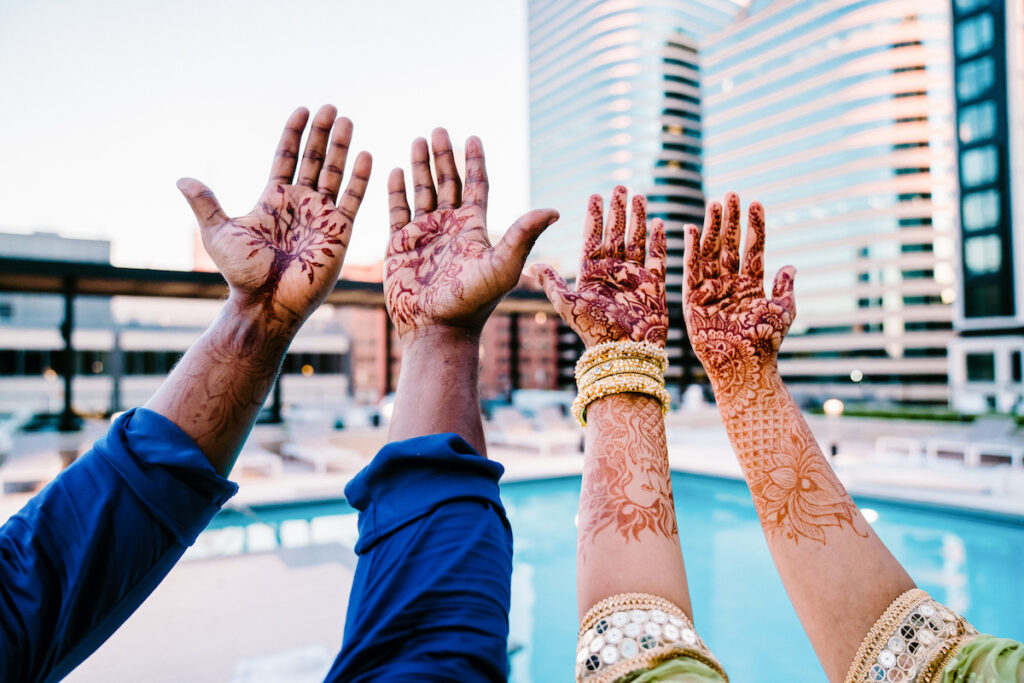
8, 409, 1019, 682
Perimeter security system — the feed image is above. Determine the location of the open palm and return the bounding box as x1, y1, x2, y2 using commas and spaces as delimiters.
531, 187, 667, 348
385, 129, 558, 338
178, 106, 371, 328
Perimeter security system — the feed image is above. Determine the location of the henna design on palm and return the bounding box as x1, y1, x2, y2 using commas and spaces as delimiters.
385, 129, 559, 339
683, 193, 864, 544
177, 106, 371, 329
531, 187, 668, 348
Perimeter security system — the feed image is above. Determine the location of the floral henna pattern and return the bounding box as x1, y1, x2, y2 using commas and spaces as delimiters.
385, 209, 497, 336
533, 189, 668, 348
581, 393, 678, 545
229, 187, 348, 321
684, 193, 863, 545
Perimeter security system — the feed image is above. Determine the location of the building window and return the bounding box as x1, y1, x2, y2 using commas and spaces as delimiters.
962, 189, 1000, 231
956, 12, 994, 59
957, 57, 994, 101
955, 0, 989, 13
0, 302, 12, 320
960, 145, 998, 187
1012, 351, 1022, 383
959, 100, 996, 143
964, 234, 1002, 274
965, 352, 996, 382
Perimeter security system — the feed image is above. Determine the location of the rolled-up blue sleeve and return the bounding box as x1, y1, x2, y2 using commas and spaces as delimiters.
0, 408, 237, 683
326, 433, 513, 683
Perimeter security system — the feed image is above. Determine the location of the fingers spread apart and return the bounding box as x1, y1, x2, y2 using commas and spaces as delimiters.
431, 128, 462, 210
296, 104, 337, 188
410, 137, 437, 217
602, 185, 628, 259
268, 107, 310, 185
626, 194, 647, 263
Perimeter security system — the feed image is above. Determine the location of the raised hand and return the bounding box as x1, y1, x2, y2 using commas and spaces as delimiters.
384, 129, 559, 339
683, 192, 795, 416
529, 187, 667, 347
177, 105, 372, 330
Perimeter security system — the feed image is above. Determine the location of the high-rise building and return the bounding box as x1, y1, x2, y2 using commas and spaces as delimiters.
702, 0, 959, 405
527, 0, 746, 388
947, 0, 1024, 413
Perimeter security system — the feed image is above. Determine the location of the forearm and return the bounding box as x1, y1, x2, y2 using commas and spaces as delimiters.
388, 327, 486, 456
715, 365, 913, 682
145, 298, 295, 475
577, 393, 690, 619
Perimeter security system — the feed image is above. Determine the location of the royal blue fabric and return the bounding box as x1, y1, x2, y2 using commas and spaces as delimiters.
326, 433, 513, 682
0, 408, 237, 683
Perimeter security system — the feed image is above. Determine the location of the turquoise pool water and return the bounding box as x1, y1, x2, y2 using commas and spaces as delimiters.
207, 474, 1024, 682
502, 474, 1024, 683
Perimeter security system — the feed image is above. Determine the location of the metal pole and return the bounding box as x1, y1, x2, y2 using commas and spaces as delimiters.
269, 374, 282, 423
383, 312, 393, 397
58, 278, 79, 432
108, 328, 123, 415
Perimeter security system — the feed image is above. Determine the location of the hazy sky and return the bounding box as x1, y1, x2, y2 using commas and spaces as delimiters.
0, 0, 531, 269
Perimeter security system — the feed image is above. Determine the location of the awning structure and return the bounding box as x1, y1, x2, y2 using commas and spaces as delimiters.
0, 257, 555, 429
0, 257, 554, 313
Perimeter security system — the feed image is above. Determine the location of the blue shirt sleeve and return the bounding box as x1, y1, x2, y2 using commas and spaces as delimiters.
326, 433, 513, 683
0, 408, 237, 683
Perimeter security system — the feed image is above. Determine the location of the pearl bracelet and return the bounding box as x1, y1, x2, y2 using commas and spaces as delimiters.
572, 373, 671, 426
573, 341, 671, 426
575, 340, 668, 380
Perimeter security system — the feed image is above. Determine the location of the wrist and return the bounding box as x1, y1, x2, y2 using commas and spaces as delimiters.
399, 324, 481, 353
215, 297, 296, 359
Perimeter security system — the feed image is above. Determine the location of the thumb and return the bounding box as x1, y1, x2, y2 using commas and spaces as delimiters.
177, 178, 228, 230
494, 209, 560, 275
527, 263, 578, 322
771, 265, 797, 314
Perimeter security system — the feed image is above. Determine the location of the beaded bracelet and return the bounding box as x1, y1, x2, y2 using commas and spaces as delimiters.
573, 341, 671, 426
573, 373, 671, 426
844, 588, 978, 683
575, 340, 668, 380
576, 592, 728, 683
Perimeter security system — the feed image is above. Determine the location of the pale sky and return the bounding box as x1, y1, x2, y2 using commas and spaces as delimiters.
0, 0, 531, 269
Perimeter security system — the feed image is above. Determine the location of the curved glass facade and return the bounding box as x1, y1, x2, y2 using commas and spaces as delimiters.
703, 0, 958, 404
528, 0, 744, 386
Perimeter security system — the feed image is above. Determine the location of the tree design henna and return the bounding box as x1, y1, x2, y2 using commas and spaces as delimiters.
581, 393, 678, 545
532, 187, 668, 348
385, 130, 558, 339
227, 188, 347, 321
178, 105, 371, 329
684, 193, 865, 545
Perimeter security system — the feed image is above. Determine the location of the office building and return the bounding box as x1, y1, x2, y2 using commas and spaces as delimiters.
947, 0, 1024, 413
703, 0, 959, 404
527, 0, 746, 388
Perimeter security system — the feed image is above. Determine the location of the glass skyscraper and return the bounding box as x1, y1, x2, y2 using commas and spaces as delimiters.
528, 0, 746, 387
947, 0, 1024, 414
702, 0, 959, 404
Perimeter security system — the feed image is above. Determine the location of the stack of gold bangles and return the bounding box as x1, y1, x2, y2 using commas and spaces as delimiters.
573, 340, 671, 426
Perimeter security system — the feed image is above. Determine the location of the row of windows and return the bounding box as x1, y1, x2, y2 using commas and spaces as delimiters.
966, 350, 1023, 382
0, 350, 345, 377
956, 11, 993, 59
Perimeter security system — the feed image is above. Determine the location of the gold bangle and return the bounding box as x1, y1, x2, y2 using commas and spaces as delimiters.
577, 360, 665, 390
576, 593, 728, 683
572, 373, 671, 426
575, 340, 668, 380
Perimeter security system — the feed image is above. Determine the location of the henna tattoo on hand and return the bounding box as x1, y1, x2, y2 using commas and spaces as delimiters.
385, 208, 498, 337
534, 188, 668, 347
684, 194, 865, 545
229, 187, 348, 322
581, 393, 678, 545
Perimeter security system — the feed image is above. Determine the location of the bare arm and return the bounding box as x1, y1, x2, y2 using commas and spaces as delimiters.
683, 194, 914, 682
147, 106, 371, 475
384, 129, 558, 452
532, 188, 690, 618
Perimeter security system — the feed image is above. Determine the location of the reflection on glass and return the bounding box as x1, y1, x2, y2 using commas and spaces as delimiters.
957, 56, 995, 100
964, 234, 1003, 274
958, 100, 996, 143
956, 12, 993, 59
960, 145, 998, 187
962, 189, 1000, 231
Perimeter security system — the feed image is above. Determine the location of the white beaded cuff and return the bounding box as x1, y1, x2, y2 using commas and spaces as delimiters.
576, 593, 727, 683
845, 588, 978, 683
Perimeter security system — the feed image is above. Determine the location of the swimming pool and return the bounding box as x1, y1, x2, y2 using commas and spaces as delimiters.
205, 473, 1024, 682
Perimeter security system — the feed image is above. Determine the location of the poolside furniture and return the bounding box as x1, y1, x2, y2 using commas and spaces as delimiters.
234, 447, 285, 478
924, 416, 1021, 467
280, 442, 368, 473
485, 406, 582, 457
